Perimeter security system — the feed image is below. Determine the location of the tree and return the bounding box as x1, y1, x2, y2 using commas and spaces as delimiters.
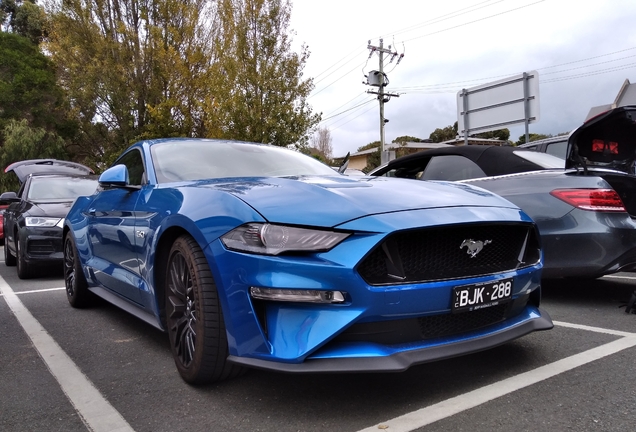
46, 0, 218, 164
473, 128, 510, 141
1, 0, 46, 44
210, 0, 320, 146
357, 141, 381, 152
0, 32, 76, 153
392, 135, 425, 144
429, 122, 458, 142
310, 127, 333, 161
0, 119, 67, 191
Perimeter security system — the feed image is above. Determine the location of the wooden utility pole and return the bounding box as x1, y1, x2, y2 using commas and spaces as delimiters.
366, 39, 402, 155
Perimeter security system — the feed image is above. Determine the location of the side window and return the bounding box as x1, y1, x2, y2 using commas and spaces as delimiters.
545, 141, 568, 159
421, 155, 486, 181
114, 149, 146, 186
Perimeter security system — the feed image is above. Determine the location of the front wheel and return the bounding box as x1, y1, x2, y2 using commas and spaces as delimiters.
4, 235, 15, 266
165, 235, 244, 384
16, 234, 35, 279
64, 234, 92, 308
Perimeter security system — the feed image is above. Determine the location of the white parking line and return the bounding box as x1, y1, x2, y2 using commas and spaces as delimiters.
357, 323, 636, 432
0, 287, 66, 296
0, 277, 134, 432
601, 274, 636, 281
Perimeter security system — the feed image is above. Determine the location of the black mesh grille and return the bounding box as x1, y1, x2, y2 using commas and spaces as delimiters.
27, 240, 57, 255
418, 304, 507, 339
357, 223, 539, 285
332, 297, 529, 346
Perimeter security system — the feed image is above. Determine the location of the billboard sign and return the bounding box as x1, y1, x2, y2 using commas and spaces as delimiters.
457, 71, 539, 136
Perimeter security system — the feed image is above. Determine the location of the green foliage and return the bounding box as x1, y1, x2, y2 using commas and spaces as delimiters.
0, 119, 67, 192
210, 0, 320, 146
357, 141, 380, 152
0, 31, 76, 148
1, 1, 47, 44
47, 0, 218, 158
45, 0, 319, 157
392, 135, 424, 144
473, 128, 510, 141
516, 133, 552, 145
429, 123, 458, 143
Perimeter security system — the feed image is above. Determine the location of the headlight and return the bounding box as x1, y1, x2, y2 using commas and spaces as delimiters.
221, 223, 350, 255
25, 217, 63, 227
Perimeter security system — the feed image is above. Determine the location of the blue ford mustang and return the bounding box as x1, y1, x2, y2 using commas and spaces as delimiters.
63, 138, 553, 384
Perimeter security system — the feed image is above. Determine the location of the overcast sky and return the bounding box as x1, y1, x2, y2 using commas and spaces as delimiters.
289, 0, 636, 157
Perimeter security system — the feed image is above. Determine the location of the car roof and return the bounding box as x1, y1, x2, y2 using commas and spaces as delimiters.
5, 159, 94, 183
381, 145, 544, 177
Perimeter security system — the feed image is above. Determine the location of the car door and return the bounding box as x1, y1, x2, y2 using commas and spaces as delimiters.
87, 149, 146, 304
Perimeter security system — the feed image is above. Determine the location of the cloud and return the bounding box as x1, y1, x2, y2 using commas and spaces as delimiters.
291, 0, 636, 156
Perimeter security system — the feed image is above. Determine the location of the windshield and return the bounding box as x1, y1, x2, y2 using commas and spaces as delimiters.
27, 177, 98, 201
151, 140, 338, 183
513, 150, 565, 169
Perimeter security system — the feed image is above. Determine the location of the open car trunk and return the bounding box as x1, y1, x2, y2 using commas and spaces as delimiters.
567, 105, 636, 216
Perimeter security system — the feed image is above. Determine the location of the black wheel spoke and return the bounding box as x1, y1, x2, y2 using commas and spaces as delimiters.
167, 249, 197, 368
64, 240, 75, 296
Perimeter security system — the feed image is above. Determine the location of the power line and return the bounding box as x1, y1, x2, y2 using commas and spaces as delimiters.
388, 47, 636, 92
330, 105, 378, 131
321, 98, 376, 122
401, 0, 545, 43
307, 0, 532, 98
321, 92, 370, 118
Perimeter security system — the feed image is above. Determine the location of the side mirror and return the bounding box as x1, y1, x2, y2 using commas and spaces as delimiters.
0, 191, 19, 202
99, 164, 129, 188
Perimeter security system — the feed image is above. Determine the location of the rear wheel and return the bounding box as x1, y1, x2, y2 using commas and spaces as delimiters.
165, 235, 244, 384
4, 236, 15, 266
16, 234, 35, 279
64, 234, 92, 308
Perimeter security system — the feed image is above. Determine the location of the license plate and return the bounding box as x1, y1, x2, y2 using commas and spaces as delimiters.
452, 278, 513, 313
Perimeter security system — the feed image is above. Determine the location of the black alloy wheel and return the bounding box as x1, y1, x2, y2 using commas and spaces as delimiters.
4, 235, 16, 266
165, 235, 244, 384
64, 234, 91, 308
16, 234, 33, 279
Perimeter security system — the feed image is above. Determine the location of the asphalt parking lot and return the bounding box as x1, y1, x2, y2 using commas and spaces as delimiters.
1, 255, 635, 432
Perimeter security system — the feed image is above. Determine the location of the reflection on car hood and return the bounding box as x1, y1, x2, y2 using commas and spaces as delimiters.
24, 201, 74, 219
567, 105, 636, 174
201, 175, 519, 227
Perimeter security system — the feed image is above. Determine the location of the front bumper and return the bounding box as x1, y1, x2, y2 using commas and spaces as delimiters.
228, 306, 552, 373
204, 206, 548, 372
20, 227, 63, 264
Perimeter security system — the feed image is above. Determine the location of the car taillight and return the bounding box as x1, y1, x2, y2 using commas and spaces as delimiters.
550, 189, 626, 212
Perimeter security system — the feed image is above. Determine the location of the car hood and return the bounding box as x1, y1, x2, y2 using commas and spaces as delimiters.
24, 201, 74, 219
200, 175, 519, 227
566, 105, 636, 174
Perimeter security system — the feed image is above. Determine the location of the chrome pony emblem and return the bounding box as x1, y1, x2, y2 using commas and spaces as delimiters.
460, 239, 492, 258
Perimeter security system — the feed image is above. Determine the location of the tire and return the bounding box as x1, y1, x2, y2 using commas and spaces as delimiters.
165, 235, 245, 384
4, 235, 16, 266
64, 234, 92, 308
16, 234, 35, 279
